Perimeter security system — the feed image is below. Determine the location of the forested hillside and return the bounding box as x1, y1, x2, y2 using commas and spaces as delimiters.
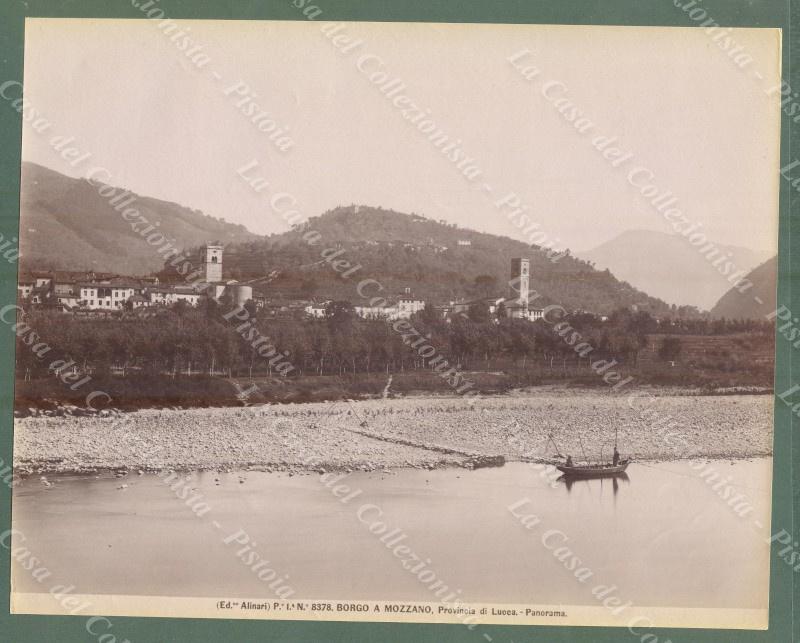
710, 257, 777, 320
19, 162, 257, 274
214, 206, 675, 315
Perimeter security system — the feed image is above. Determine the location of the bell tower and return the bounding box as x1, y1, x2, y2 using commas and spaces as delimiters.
510, 258, 529, 315
203, 244, 223, 283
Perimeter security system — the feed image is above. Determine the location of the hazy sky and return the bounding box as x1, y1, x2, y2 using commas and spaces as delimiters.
21, 19, 781, 253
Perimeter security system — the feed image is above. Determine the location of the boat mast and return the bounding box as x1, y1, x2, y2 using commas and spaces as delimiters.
578, 435, 588, 462
547, 433, 563, 457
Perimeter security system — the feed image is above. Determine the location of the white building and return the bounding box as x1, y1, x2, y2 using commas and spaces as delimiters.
147, 287, 203, 307
53, 282, 79, 309
396, 295, 425, 317
78, 282, 139, 310
304, 302, 329, 318
354, 305, 392, 319
129, 294, 149, 309
17, 280, 35, 299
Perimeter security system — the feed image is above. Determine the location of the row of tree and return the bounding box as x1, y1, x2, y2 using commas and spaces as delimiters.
13, 301, 774, 380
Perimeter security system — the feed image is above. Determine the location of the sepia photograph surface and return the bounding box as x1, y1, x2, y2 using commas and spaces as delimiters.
8, 18, 782, 632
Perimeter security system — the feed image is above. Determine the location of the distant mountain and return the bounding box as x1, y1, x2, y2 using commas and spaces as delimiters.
212, 206, 674, 315
19, 162, 258, 275
710, 256, 777, 320
579, 230, 773, 310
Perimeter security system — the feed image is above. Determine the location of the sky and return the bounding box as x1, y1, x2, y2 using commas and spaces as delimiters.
20, 19, 781, 253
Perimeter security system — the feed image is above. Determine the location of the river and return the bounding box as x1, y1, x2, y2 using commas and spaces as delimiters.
11, 459, 771, 609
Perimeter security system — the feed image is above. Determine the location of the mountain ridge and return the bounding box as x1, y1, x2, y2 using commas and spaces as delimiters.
20, 164, 681, 315
19, 161, 259, 275
579, 229, 772, 310
710, 256, 777, 320
214, 206, 676, 315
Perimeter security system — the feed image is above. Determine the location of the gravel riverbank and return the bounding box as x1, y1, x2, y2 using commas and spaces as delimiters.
13, 390, 773, 475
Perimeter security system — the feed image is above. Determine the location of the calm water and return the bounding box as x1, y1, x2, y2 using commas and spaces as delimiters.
11, 459, 771, 609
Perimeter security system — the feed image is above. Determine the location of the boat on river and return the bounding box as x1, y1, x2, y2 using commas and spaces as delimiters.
547, 429, 632, 479
555, 459, 630, 478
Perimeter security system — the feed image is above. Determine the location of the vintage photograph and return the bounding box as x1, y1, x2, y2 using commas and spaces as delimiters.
7, 18, 781, 632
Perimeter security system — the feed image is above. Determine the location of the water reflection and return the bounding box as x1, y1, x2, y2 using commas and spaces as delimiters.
559, 471, 630, 495
11, 461, 770, 609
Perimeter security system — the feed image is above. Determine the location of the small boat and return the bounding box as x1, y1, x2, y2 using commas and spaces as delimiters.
547, 429, 632, 479
555, 460, 630, 478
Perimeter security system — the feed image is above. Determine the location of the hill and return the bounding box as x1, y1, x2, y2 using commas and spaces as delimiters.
579, 230, 772, 310
710, 256, 777, 320
18, 162, 258, 274
16, 165, 685, 316
212, 206, 674, 315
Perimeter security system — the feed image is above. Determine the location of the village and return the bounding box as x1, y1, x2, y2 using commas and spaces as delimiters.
17, 243, 547, 323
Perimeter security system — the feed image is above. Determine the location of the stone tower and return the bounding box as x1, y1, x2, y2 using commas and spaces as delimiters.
510, 258, 529, 316
203, 244, 223, 283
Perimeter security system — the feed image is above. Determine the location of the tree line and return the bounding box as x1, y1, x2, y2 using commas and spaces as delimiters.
13, 300, 774, 381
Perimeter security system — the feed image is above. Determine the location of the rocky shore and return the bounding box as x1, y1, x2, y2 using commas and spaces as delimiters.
13, 391, 773, 475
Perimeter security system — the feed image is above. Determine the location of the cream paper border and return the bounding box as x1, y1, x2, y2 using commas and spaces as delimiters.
11, 594, 768, 630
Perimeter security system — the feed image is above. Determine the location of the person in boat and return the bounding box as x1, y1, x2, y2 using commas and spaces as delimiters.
613, 447, 620, 466
565, 455, 573, 467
